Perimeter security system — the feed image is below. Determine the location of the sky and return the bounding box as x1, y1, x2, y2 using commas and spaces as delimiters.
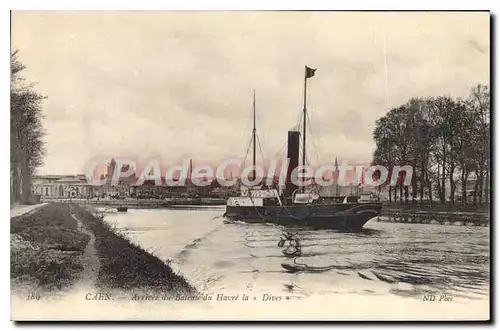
11, 11, 490, 175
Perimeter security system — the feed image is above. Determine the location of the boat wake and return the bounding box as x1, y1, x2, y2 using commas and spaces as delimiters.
176, 224, 224, 264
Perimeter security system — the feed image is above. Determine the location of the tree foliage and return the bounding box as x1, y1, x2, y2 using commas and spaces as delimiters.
11, 50, 46, 204
372, 85, 490, 206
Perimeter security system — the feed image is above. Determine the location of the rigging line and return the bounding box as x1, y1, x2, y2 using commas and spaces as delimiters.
274, 139, 287, 159
300, 140, 311, 167
304, 74, 322, 165
240, 134, 254, 169
274, 138, 288, 158
242, 132, 253, 162
298, 133, 311, 165
270, 107, 303, 160
306, 111, 321, 165
242, 98, 257, 164
256, 134, 266, 169
306, 100, 323, 147
295, 94, 305, 126
255, 132, 268, 162
236, 135, 253, 190
267, 108, 302, 160
298, 135, 304, 166
274, 109, 301, 159
296, 109, 303, 131
243, 89, 258, 167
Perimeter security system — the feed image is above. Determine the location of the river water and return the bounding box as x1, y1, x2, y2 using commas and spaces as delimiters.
102, 207, 490, 303
12, 206, 490, 320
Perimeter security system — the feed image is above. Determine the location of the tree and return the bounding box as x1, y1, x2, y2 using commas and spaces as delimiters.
466, 84, 490, 205
11, 50, 45, 204
372, 106, 413, 203
372, 115, 397, 202
452, 99, 476, 206
404, 98, 435, 202
371, 85, 490, 207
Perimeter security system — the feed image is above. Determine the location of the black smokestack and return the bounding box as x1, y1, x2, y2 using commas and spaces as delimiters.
285, 131, 300, 198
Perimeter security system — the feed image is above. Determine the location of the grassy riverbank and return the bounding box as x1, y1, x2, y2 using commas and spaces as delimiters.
11, 202, 195, 296
11, 203, 90, 292
70, 204, 195, 294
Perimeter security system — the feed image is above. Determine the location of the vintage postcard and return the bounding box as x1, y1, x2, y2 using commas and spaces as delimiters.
10, 11, 490, 321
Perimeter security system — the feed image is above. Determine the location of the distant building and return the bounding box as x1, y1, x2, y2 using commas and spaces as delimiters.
32, 174, 96, 198
317, 157, 342, 197
101, 158, 137, 196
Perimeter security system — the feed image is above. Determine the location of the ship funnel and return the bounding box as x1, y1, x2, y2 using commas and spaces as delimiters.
285, 130, 300, 198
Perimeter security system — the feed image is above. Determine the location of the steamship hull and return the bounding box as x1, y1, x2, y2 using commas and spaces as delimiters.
224, 203, 382, 231
226, 75, 383, 232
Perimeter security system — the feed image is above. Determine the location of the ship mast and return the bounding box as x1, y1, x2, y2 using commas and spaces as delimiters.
302, 66, 316, 192
302, 73, 307, 172
252, 89, 256, 181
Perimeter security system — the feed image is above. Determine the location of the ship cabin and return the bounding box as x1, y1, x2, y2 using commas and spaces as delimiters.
226, 186, 282, 207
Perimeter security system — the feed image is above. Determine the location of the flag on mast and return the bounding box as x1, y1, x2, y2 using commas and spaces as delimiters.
305, 66, 317, 79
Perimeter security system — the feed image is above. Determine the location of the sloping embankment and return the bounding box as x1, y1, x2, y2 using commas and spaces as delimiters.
70, 204, 196, 295
11, 203, 195, 296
